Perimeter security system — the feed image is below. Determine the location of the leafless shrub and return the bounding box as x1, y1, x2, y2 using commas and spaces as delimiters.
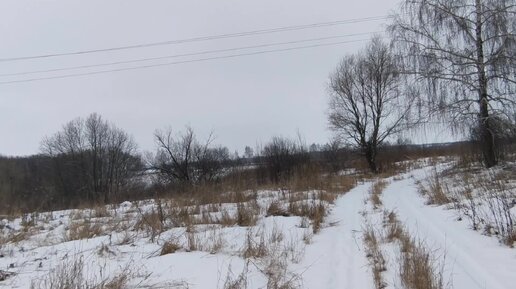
259, 136, 309, 184
151, 126, 229, 186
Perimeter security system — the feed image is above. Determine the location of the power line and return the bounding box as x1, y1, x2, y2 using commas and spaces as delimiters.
0, 38, 372, 85
0, 15, 390, 62
0, 32, 380, 77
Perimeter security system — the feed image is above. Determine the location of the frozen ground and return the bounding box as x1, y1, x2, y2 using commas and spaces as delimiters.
1, 162, 515, 288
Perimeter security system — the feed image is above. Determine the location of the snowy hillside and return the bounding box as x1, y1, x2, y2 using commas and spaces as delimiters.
1, 159, 515, 289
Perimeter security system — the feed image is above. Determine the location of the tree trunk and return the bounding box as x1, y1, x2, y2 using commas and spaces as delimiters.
475, 0, 497, 168
364, 142, 378, 174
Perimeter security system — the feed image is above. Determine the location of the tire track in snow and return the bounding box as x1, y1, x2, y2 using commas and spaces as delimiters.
295, 182, 374, 289
382, 175, 516, 289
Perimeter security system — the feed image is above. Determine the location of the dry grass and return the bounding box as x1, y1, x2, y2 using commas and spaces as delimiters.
92, 205, 111, 218
419, 170, 451, 205
4, 231, 30, 244
363, 225, 387, 289
383, 210, 404, 242
97, 243, 116, 257
431, 166, 515, 246
160, 240, 182, 255
266, 200, 289, 217
223, 263, 249, 289
236, 202, 259, 227
205, 227, 226, 254
381, 211, 447, 289
399, 239, 446, 289
370, 180, 388, 209
242, 228, 267, 259
66, 221, 104, 241
186, 230, 199, 252
30, 256, 130, 289
116, 230, 135, 246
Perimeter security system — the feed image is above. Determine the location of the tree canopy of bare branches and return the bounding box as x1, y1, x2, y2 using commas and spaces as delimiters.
328, 37, 418, 173
41, 113, 141, 204
390, 0, 516, 167
151, 127, 230, 187
259, 136, 309, 183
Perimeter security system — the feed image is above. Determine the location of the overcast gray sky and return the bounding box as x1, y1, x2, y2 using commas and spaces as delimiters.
0, 0, 453, 157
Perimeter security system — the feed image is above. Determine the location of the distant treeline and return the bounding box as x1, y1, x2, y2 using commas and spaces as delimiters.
1, 113, 515, 214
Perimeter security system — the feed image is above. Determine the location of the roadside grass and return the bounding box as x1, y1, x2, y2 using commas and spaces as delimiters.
363, 224, 387, 289
419, 163, 516, 246
382, 211, 447, 289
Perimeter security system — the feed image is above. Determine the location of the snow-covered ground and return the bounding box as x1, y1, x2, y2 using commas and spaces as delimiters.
1, 161, 515, 289
382, 167, 516, 289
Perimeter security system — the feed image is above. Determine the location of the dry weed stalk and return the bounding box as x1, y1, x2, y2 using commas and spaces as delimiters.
363, 225, 387, 289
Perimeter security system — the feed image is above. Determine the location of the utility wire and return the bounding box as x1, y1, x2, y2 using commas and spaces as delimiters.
0, 32, 380, 77
0, 38, 373, 85
0, 15, 390, 62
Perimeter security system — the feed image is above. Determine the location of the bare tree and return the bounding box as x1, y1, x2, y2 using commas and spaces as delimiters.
390, 0, 516, 167
328, 37, 417, 173
244, 146, 254, 159
260, 136, 309, 183
151, 127, 229, 186
42, 113, 140, 204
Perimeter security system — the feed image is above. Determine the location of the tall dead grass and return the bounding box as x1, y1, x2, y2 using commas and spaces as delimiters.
382, 211, 447, 289
418, 169, 451, 205
370, 180, 388, 209
363, 225, 386, 289
30, 256, 130, 289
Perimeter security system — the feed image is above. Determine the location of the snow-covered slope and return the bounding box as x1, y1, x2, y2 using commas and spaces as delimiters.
1, 163, 515, 289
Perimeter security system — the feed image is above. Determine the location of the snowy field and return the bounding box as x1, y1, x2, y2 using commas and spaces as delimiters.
1, 159, 515, 289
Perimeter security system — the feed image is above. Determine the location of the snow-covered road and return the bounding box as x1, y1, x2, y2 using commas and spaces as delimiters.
295, 182, 374, 289
382, 172, 516, 289
297, 169, 516, 289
